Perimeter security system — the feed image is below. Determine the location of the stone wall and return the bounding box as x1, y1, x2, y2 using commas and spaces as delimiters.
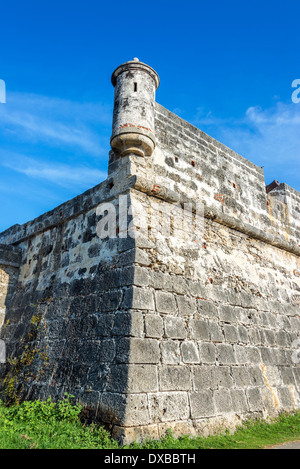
0, 180, 139, 416
0, 60, 299, 444
268, 183, 300, 244
110, 188, 300, 442
154, 103, 300, 246
0, 245, 21, 328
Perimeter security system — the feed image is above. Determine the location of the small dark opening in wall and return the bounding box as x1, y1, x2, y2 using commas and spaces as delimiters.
175, 156, 178, 163
191, 160, 196, 167
134, 82, 138, 92
108, 181, 114, 190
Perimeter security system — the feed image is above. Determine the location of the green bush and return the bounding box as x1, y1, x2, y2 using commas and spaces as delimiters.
0, 394, 119, 449
3, 394, 81, 425
0, 395, 300, 449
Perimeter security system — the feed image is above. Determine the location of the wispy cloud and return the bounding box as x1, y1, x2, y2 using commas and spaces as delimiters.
0, 92, 112, 156
0, 91, 112, 231
0, 152, 107, 189
193, 101, 300, 188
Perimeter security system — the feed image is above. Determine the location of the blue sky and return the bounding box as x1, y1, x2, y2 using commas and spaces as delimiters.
0, 0, 299, 232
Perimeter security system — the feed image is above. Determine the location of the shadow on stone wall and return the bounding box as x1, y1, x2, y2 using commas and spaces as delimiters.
0, 236, 135, 438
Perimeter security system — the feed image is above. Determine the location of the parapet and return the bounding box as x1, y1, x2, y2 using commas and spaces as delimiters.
0, 244, 22, 268
152, 103, 300, 249
0, 59, 299, 444
1, 58, 299, 256
0, 244, 22, 326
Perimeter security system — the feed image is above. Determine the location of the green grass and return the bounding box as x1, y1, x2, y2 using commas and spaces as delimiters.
128, 413, 300, 449
0, 395, 119, 449
0, 395, 299, 449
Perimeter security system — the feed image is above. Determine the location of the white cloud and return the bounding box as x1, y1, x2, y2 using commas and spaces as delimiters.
193, 101, 300, 188
0, 152, 107, 188
0, 92, 112, 156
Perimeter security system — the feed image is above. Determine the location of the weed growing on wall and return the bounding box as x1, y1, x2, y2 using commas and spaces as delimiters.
0, 298, 52, 405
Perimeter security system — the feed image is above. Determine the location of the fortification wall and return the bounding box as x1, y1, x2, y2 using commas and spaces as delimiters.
0, 245, 21, 328
154, 103, 300, 247
112, 187, 300, 442
267, 183, 300, 243
0, 181, 146, 421
0, 58, 299, 444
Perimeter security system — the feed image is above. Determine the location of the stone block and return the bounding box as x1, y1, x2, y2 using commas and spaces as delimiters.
160, 365, 192, 391
149, 392, 190, 422
145, 314, 164, 338
171, 276, 189, 295
217, 344, 236, 365
276, 330, 291, 348
164, 316, 187, 339
155, 291, 176, 314
107, 364, 158, 393
262, 329, 276, 347
150, 271, 173, 291
190, 390, 215, 418
193, 366, 214, 390
117, 247, 150, 267
214, 389, 232, 413
176, 295, 196, 316
246, 387, 264, 412
122, 393, 151, 426
207, 320, 224, 342
224, 324, 239, 343
121, 265, 149, 287
181, 341, 200, 363
190, 319, 209, 340
260, 347, 277, 366
237, 325, 249, 343
98, 290, 123, 312
199, 342, 216, 364
196, 300, 219, 319
247, 346, 261, 364
230, 366, 251, 387
189, 281, 207, 299
113, 311, 144, 337
233, 345, 248, 364
230, 389, 249, 413
161, 340, 181, 364
248, 328, 261, 346
213, 366, 233, 388
278, 387, 294, 409
280, 366, 296, 386
116, 337, 160, 364
261, 365, 282, 387
219, 305, 236, 323
248, 366, 265, 386
99, 392, 126, 426
98, 339, 116, 363
122, 286, 154, 311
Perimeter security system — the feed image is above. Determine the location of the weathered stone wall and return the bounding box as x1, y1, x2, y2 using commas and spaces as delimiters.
154, 103, 300, 246
0, 181, 141, 419
0, 245, 21, 328
111, 188, 300, 442
268, 183, 300, 244
0, 60, 299, 444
